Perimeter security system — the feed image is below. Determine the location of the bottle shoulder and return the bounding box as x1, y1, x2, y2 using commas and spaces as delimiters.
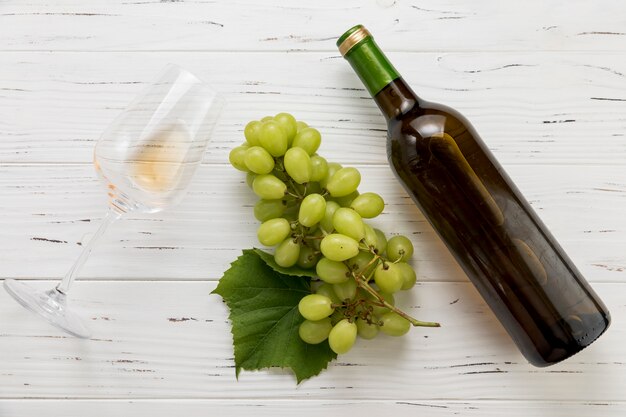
388, 100, 475, 141
386, 99, 484, 174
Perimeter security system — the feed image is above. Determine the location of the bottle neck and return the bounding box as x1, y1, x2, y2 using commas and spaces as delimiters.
373, 78, 418, 121
343, 36, 418, 121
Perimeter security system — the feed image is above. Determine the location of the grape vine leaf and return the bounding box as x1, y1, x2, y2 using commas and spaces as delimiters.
253, 247, 318, 278
212, 249, 337, 383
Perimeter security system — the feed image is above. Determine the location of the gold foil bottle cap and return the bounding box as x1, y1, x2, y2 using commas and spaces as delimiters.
337, 25, 371, 57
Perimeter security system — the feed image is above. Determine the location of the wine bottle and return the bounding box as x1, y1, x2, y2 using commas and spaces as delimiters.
337, 25, 610, 366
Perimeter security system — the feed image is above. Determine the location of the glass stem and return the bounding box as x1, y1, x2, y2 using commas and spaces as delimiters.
56, 209, 121, 294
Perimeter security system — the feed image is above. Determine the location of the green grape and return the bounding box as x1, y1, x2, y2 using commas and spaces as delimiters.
320, 162, 342, 189
244, 121, 262, 146
386, 235, 414, 262
380, 312, 411, 336
298, 294, 334, 321
257, 218, 291, 246
397, 262, 417, 290
315, 282, 341, 304
261, 115, 274, 122
374, 263, 404, 294
328, 319, 357, 354
356, 318, 379, 340
350, 192, 385, 219
320, 200, 340, 233
369, 291, 395, 317
326, 167, 361, 197
316, 257, 350, 284
228, 145, 249, 172
297, 245, 319, 269
333, 279, 357, 301
274, 112, 297, 144
320, 234, 360, 261
299, 318, 332, 344
347, 250, 376, 276
252, 174, 287, 200
284, 147, 312, 184
292, 127, 321, 155
291, 182, 306, 197
245, 172, 256, 189
330, 309, 345, 325
254, 199, 286, 222
332, 208, 365, 241
362, 223, 379, 252
308, 227, 324, 251
306, 223, 319, 235
305, 181, 322, 196
333, 190, 360, 207
327, 162, 342, 174
374, 228, 387, 255
298, 193, 326, 227
244, 146, 275, 175
274, 238, 300, 267
296, 121, 309, 132
282, 205, 299, 222
259, 120, 288, 157
309, 155, 328, 182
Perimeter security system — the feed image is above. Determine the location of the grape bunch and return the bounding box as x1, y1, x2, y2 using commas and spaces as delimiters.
229, 113, 439, 356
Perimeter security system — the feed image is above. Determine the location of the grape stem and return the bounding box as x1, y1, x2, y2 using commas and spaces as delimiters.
287, 180, 303, 198
354, 273, 441, 328
358, 252, 382, 276
358, 243, 370, 252
302, 235, 325, 241
277, 156, 305, 199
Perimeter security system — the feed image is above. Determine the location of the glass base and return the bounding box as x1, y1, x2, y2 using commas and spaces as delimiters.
3, 279, 91, 339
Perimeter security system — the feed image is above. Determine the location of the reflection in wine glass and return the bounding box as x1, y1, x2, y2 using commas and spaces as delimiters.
4, 65, 224, 338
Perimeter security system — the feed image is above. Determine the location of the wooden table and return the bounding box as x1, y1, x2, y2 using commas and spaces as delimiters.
1, 1, 625, 415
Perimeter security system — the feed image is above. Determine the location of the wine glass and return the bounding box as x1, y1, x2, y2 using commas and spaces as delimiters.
4, 65, 224, 338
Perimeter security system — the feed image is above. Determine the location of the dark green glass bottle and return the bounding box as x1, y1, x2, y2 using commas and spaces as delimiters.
337, 25, 610, 366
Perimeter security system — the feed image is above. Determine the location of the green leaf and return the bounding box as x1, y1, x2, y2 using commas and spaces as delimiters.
253, 247, 318, 278
212, 249, 337, 383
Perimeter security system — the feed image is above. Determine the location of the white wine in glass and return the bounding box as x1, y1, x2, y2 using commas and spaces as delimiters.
4, 65, 224, 338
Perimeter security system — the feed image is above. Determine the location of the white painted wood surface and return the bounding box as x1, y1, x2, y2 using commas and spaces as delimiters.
2, 51, 626, 165
2, 0, 626, 52
3, 400, 626, 417
1, 0, 625, 415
